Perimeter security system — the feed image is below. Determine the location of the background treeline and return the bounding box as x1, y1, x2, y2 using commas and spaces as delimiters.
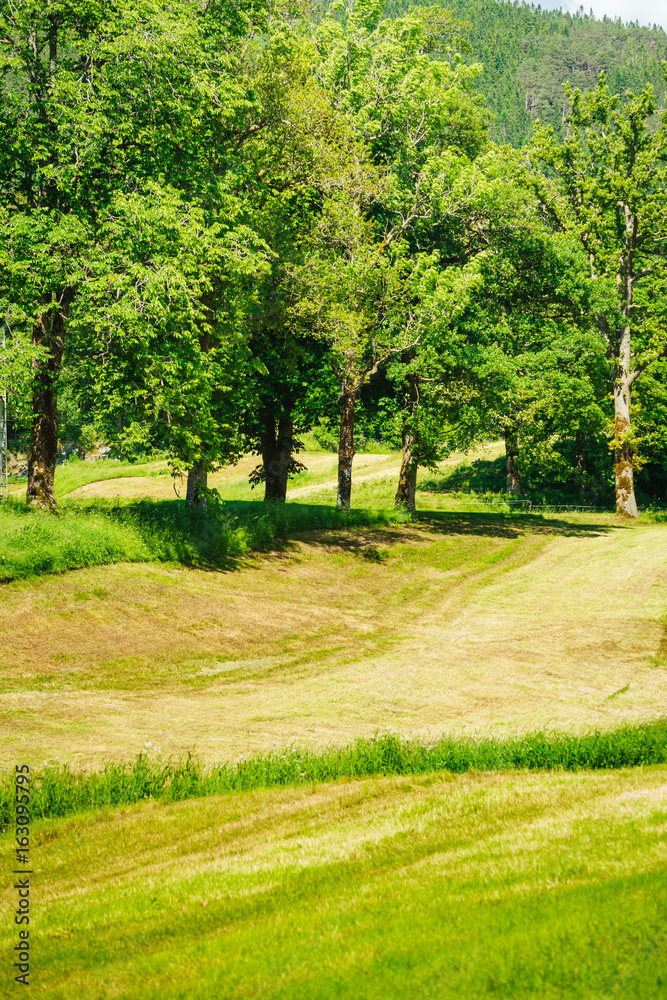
387, 0, 667, 146
1, 0, 667, 517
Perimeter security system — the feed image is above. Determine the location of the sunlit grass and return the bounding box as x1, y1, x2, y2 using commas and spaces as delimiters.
1, 765, 665, 998
2, 723, 666, 827
0, 498, 152, 581
54, 457, 169, 497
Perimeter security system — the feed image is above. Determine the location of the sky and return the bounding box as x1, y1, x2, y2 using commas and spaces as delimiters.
540, 0, 667, 31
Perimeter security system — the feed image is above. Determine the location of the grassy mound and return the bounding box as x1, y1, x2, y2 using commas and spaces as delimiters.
0, 498, 407, 582
3, 721, 666, 828
0, 498, 150, 581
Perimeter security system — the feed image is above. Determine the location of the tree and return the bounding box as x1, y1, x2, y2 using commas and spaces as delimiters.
0, 0, 265, 508
291, 194, 425, 509
71, 184, 269, 508
308, 0, 490, 509
236, 25, 382, 504
448, 205, 607, 501
383, 256, 487, 511
530, 74, 667, 516
376, 140, 611, 511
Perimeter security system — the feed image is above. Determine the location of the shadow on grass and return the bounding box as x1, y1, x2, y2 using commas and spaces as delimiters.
1, 495, 619, 584
69, 498, 417, 572
415, 510, 617, 539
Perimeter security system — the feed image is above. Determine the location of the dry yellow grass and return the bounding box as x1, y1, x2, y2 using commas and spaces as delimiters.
1, 512, 666, 768
69, 452, 399, 500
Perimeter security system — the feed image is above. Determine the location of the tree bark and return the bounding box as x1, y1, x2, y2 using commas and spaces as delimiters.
504, 425, 524, 497
185, 460, 208, 511
27, 297, 70, 510
337, 388, 356, 510
394, 372, 419, 513
261, 414, 293, 503
613, 341, 638, 518
611, 257, 639, 518
395, 436, 417, 513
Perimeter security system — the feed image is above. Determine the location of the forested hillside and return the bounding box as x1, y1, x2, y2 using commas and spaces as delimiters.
387, 0, 667, 145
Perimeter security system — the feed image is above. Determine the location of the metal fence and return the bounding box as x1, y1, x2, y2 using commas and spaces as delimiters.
434, 496, 616, 514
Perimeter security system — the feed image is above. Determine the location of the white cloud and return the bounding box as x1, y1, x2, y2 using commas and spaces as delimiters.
540, 0, 667, 30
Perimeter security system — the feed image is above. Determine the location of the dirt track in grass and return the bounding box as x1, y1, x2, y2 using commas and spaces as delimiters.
69, 452, 398, 500
1, 511, 666, 768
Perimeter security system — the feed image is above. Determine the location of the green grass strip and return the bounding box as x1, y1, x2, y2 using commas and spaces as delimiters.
0, 497, 408, 582
3, 721, 666, 829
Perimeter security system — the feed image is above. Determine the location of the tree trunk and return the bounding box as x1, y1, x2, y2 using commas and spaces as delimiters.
504, 425, 524, 497
395, 372, 419, 513
27, 298, 70, 510
395, 438, 417, 513
337, 388, 356, 510
261, 414, 293, 503
611, 258, 639, 515
185, 461, 208, 511
613, 359, 638, 518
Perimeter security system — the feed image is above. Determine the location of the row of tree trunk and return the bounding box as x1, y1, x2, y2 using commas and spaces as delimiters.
23, 320, 639, 518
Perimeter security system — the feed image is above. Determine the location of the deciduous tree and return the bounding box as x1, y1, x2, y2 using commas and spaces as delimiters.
530, 74, 667, 516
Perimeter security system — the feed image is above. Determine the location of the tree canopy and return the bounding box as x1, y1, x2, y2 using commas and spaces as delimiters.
2, 0, 667, 518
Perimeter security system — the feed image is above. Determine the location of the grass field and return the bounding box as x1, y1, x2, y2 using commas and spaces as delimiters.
7, 441, 502, 504
2, 444, 666, 997
1, 502, 666, 766
1, 766, 666, 998
56, 449, 403, 502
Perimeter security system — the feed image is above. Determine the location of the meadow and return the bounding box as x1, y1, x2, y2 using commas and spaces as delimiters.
1, 445, 666, 997
1, 767, 665, 998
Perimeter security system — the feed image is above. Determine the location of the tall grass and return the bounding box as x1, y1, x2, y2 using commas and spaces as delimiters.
3, 721, 665, 829
0, 498, 151, 581
0, 497, 407, 582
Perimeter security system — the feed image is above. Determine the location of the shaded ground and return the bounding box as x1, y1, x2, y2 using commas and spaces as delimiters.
2, 512, 666, 767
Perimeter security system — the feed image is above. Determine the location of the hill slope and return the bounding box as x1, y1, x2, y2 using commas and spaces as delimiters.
2, 767, 666, 997
387, 0, 667, 145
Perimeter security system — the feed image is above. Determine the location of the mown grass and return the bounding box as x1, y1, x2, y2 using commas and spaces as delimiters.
52, 457, 171, 497
8, 509, 661, 768
0, 497, 408, 582
3, 722, 666, 828
1, 765, 665, 998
